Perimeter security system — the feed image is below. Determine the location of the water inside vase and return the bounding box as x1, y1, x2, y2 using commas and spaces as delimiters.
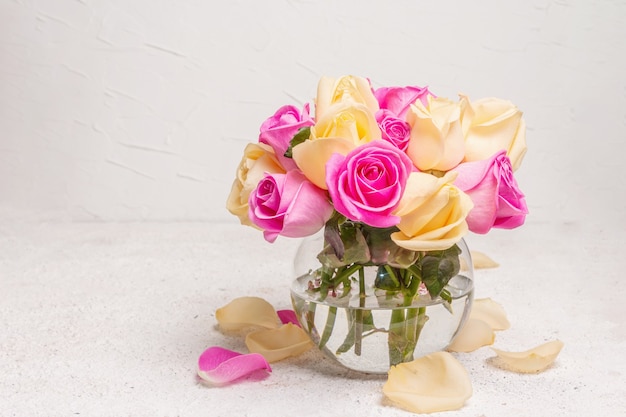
290, 273, 474, 374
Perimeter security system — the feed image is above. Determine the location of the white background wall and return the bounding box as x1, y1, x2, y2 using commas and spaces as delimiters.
1, 0, 624, 226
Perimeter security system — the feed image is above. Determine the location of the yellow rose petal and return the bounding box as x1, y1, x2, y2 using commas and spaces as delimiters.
383, 351, 472, 414
447, 318, 495, 352
292, 136, 354, 189
315, 75, 379, 119
245, 323, 313, 362
470, 250, 500, 269
215, 296, 280, 331
491, 340, 564, 373
471, 298, 510, 331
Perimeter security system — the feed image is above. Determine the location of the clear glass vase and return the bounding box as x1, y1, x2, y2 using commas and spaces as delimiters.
290, 233, 474, 374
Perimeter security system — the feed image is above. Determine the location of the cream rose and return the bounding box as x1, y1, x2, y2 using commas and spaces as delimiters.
391, 171, 473, 251
406, 96, 465, 172
460, 94, 527, 171
315, 75, 379, 120
292, 101, 381, 189
226, 142, 285, 226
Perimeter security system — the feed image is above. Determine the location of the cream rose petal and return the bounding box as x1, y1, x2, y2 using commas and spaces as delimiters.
407, 97, 465, 171
460, 95, 527, 171
491, 340, 564, 373
226, 142, 284, 226
245, 323, 313, 363
315, 75, 379, 119
383, 351, 472, 414
215, 296, 280, 331
471, 298, 510, 330
447, 318, 495, 353
391, 171, 473, 252
470, 250, 500, 269
292, 137, 354, 189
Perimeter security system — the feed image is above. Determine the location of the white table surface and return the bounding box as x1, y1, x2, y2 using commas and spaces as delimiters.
1, 212, 624, 417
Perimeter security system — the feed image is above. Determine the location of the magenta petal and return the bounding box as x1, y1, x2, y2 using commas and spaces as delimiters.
197, 346, 271, 385
277, 310, 300, 327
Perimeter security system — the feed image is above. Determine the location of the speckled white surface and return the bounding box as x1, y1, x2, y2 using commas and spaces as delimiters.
1, 211, 624, 417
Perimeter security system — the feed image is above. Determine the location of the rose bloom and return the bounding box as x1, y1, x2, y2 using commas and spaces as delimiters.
315, 75, 379, 120
453, 150, 528, 234
325, 140, 413, 228
376, 109, 411, 152
460, 94, 526, 171
391, 171, 474, 251
259, 104, 313, 171
374, 85, 434, 119
226, 143, 285, 226
406, 96, 465, 172
292, 101, 381, 189
248, 170, 333, 243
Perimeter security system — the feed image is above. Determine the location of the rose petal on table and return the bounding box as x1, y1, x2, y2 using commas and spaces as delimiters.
383, 351, 472, 414
470, 250, 499, 269
491, 340, 564, 373
447, 318, 495, 352
277, 309, 300, 327
197, 346, 271, 385
471, 298, 510, 330
215, 296, 280, 331
245, 323, 313, 362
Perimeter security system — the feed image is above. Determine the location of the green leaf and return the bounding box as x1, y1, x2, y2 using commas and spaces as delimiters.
283, 126, 311, 158
420, 245, 461, 299
317, 223, 370, 268
323, 212, 344, 260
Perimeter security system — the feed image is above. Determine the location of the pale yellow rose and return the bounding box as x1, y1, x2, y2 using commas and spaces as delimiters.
292, 101, 381, 189
406, 96, 465, 172
226, 142, 285, 226
460, 94, 527, 171
315, 75, 379, 120
391, 171, 473, 251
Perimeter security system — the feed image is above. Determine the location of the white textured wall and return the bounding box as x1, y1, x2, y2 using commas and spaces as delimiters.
1, 0, 624, 224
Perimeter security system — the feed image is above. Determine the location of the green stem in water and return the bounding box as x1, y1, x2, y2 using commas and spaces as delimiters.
354, 267, 366, 356
318, 306, 337, 349
306, 302, 317, 335
403, 305, 428, 362
388, 307, 406, 366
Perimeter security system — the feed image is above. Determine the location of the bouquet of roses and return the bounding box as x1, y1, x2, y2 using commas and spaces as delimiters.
228, 75, 526, 268
226, 75, 528, 365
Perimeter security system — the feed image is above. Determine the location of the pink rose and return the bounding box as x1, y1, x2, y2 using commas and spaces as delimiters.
453, 150, 528, 234
326, 140, 413, 228
248, 170, 333, 243
376, 109, 411, 152
259, 104, 314, 171
374, 85, 434, 119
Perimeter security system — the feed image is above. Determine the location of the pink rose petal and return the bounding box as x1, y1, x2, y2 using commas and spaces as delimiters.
197, 346, 271, 385
277, 309, 300, 327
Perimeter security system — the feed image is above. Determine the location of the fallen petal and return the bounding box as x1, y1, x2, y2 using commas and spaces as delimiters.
447, 318, 495, 352
197, 346, 271, 385
245, 323, 313, 362
216, 296, 280, 331
471, 298, 510, 330
277, 309, 300, 327
470, 250, 499, 269
383, 351, 472, 413
491, 340, 564, 373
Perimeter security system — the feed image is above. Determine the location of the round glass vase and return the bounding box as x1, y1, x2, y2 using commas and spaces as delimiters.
290, 234, 474, 374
